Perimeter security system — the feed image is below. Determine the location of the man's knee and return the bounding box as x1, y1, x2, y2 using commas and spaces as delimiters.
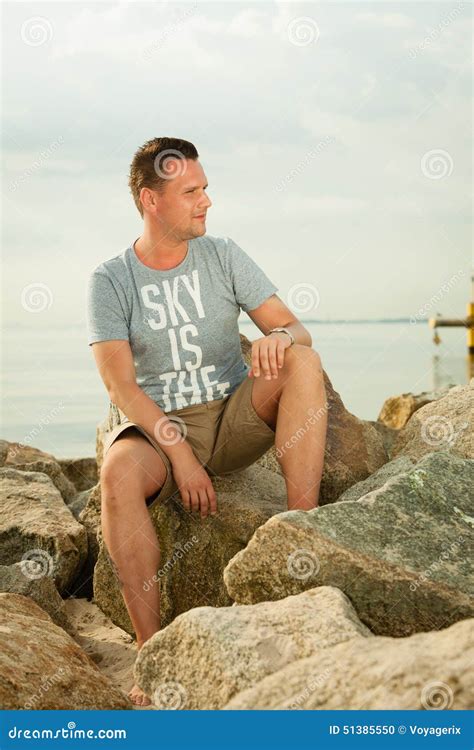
284, 344, 322, 372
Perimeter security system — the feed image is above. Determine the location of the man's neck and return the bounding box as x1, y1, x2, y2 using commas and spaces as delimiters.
134, 234, 189, 271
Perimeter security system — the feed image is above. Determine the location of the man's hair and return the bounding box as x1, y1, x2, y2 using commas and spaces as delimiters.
128, 137, 199, 218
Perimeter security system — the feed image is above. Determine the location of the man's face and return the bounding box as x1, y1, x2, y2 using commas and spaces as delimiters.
145, 158, 212, 240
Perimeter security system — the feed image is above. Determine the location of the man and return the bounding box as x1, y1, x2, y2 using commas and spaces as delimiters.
86, 137, 328, 705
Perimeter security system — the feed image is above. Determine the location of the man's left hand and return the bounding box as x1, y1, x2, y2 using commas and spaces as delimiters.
248, 332, 292, 379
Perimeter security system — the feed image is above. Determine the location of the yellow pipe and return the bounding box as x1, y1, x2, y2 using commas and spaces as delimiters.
468, 302, 474, 354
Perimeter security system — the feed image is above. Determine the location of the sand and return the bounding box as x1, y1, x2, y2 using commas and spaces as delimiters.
63, 596, 156, 710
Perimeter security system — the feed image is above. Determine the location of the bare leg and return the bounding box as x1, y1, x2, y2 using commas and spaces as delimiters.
251, 345, 328, 511
100, 429, 168, 705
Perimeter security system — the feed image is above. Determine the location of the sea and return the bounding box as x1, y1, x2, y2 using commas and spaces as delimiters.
1, 319, 470, 459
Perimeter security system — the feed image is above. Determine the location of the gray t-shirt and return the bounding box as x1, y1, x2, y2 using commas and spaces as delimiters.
86, 234, 278, 413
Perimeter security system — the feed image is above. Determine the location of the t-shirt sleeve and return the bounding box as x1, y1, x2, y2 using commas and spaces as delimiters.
86, 268, 130, 346
224, 237, 279, 313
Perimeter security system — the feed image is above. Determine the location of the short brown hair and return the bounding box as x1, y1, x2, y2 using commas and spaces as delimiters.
128, 137, 199, 218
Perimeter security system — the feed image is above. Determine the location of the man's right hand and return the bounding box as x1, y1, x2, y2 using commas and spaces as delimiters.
171, 452, 217, 519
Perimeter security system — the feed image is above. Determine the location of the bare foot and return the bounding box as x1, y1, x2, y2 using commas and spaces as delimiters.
128, 682, 152, 707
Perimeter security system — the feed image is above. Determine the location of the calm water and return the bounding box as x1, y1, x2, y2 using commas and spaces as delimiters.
1, 320, 470, 459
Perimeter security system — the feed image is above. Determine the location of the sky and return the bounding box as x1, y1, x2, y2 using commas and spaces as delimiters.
2, 0, 473, 331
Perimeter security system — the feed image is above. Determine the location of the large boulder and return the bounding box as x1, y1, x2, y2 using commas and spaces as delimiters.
238, 335, 388, 504
0, 468, 88, 595
0, 562, 73, 634
391, 382, 473, 460
93, 465, 287, 634
0, 440, 77, 503
336, 455, 415, 503
377, 385, 455, 430
135, 587, 371, 710
224, 617, 474, 710
0, 593, 130, 709
224, 451, 474, 637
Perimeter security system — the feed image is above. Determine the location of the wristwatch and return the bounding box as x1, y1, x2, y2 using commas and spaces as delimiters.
269, 327, 295, 346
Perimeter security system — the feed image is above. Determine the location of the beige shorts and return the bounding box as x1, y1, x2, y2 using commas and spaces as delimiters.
102, 373, 276, 508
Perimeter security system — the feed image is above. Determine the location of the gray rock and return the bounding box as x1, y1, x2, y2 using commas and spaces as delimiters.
0, 468, 88, 595
68, 488, 93, 520
224, 451, 474, 637
224, 617, 474, 710
12, 459, 77, 504
57, 457, 98, 492
337, 456, 415, 503
134, 587, 371, 710
392, 382, 473, 460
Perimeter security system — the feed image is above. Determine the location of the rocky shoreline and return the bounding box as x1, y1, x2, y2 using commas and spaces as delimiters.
1, 335, 472, 710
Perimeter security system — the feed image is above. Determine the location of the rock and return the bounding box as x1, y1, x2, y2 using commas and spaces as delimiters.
93, 465, 287, 634
392, 382, 473, 460
239, 334, 388, 504
73, 484, 103, 599
366, 420, 398, 459
0, 593, 130, 709
377, 386, 455, 430
58, 457, 98, 492
0, 468, 88, 595
68, 488, 93, 521
224, 451, 474, 637
0, 440, 77, 503
224, 617, 474, 710
336, 456, 415, 503
134, 587, 371, 710
11, 459, 77, 504
0, 562, 73, 634
0, 440, 56, 466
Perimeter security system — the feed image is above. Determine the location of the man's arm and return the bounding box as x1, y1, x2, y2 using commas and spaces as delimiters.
91, 339, 194, 464
246, 293, 312, 347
